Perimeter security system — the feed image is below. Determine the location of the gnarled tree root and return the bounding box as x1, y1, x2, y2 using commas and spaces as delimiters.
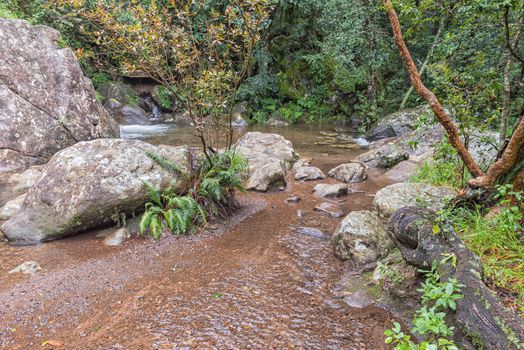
388, 207, 524, 350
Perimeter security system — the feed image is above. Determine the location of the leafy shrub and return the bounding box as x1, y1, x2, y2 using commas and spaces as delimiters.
139, 150, 248, 239
385, 261, 463, 350
90, 72, 110, 89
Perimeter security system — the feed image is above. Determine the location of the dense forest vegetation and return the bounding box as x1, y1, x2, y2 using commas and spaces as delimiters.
2, 0, 523, 135
1, 0, 523, 348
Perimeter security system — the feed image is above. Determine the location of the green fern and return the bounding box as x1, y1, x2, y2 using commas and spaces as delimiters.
139, 150, 247, 239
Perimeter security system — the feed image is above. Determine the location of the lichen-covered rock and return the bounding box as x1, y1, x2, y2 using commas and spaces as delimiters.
235, 132, 297, 192
295, 166, 326, 181
313, 183, 348, 198
333, 210, 392, 266
373, 183, 456, 218
328, 162, 367, 183
1, 139, 189, 243
0, 19, 119, 172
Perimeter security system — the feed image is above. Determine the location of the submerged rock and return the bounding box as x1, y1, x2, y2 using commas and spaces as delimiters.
295, 227, 328, 241
314, 202, 344, 218
0, 193, 26, 220
265, 117, 290, 127
294, 166, 326, 181
2, 139, 190, 243
0, 19, 119, 172
235, 132, 297, 192
313, 183, 348, 198
332, 210, 391, 266
8, 261, 41, 275
103, 227, 131, 246
373, 183, 456, 218
328, 162, 367, 183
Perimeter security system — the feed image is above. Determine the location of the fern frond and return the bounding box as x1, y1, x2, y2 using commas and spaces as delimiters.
146, 151, 190, 182
143, 181, 162, 206
150, 216, 164, 240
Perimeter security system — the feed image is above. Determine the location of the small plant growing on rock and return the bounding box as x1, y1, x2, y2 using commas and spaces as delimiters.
384, 261, 464, 350
139, 150, 247, 239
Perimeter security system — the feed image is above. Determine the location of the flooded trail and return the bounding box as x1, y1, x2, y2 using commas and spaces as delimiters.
0, 174, 394, 349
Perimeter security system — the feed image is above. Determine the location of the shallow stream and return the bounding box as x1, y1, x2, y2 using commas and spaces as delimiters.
0, 123, 396, 349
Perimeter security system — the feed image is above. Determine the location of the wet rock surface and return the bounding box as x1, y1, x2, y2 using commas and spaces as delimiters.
0, 19, 119, 172
1, 139, 190, 243
328, 162, 367, 183
365, 125, 396, 142
332, 210, 391, 266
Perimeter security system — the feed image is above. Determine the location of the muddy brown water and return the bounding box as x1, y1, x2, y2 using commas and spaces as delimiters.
0, 125, 396, 349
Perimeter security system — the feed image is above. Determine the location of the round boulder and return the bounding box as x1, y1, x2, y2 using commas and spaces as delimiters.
332, 210, 392, 266
328, 162, 367, 183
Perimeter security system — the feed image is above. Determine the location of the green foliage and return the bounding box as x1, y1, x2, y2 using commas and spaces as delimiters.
385, 261, 463, 350
90, 72, 110, 89
0, 2, 19, 19
156, 86, 175, 110
139, 150, 247, 239
409, 140, 470, 190
433, 185, 524, 316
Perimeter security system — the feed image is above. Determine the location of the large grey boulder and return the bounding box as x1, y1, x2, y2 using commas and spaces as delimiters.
328, 162, 367, 183
235, 132, 297, 192
0, 19, 119, 172
378, 105, 432, 136
1, 139, 190, 243
333, 210, 392, 266
373, 183, 456, 218
360, 107, 499, 169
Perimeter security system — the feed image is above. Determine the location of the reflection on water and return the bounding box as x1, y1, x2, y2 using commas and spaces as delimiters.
133, 123, 367, 173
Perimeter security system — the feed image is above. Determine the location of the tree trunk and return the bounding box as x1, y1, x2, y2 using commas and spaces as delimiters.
399, 15, 446, 111
389, 208, 524, 350
384, 0, 524, 189
384, 0, 484, 178
500, 14, 524, 147
469, 116, 524, 188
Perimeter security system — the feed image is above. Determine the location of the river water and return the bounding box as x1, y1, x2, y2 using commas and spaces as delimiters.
0, 123, 395, 349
